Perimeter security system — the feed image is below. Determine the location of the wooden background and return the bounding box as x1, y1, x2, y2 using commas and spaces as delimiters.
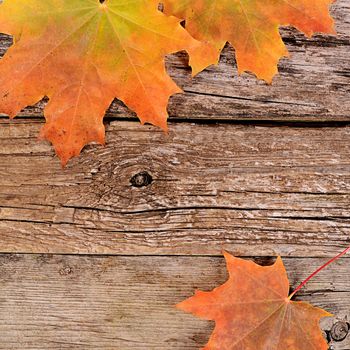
0, 1, 349, 349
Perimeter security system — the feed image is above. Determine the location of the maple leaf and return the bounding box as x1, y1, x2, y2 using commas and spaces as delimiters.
162, 0, 336, 82
178, 252, 332, 350
0, 0, 215, 165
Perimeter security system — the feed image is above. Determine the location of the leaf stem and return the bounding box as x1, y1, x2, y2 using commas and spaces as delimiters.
289, 244, 350, 299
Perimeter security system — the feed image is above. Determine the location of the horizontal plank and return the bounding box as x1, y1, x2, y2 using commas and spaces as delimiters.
0, 254, 349, 349
0, 1, 349, 122
0, 120, 349, 256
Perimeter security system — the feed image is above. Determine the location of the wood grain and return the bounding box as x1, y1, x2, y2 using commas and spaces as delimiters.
0, 2, 349, 347
0, 254, 349, 350
0, 120, 349, 256
0, 0, 349, 123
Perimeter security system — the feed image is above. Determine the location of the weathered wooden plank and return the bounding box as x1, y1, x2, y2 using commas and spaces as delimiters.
0, 120, 349, 256
0, 254, 349, 349
0, 1, 349, 122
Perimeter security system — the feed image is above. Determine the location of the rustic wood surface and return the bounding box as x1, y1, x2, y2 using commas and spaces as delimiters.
0, 0, 350, 349
0, 255, 349, 350
0, 0, 349, 123
0, 120, 349, 256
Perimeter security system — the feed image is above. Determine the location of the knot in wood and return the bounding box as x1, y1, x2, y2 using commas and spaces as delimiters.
130, 171, 153, 188
59, 266, 73, 276
330, 321, 349, 342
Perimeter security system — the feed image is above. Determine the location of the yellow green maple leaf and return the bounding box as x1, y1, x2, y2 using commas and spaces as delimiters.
0, 0, 216, 165
163, 0, 336, 82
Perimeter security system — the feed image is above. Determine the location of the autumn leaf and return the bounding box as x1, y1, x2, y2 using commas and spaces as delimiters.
162, 0, 336, 82
0, 0, 215, 165
178, 252, 332, 350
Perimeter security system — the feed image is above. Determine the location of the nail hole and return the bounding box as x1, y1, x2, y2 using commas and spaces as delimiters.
330, 321, 349, 342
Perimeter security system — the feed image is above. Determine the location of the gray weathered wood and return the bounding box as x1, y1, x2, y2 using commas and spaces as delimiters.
0, 120, 349, 256
0, 0, 349, 122
0, 254, 349, 349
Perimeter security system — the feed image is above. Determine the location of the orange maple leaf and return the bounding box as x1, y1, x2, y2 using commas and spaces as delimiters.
178, 252, 332, 350
0, 0, 215, 165
163, 0, 336, 82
